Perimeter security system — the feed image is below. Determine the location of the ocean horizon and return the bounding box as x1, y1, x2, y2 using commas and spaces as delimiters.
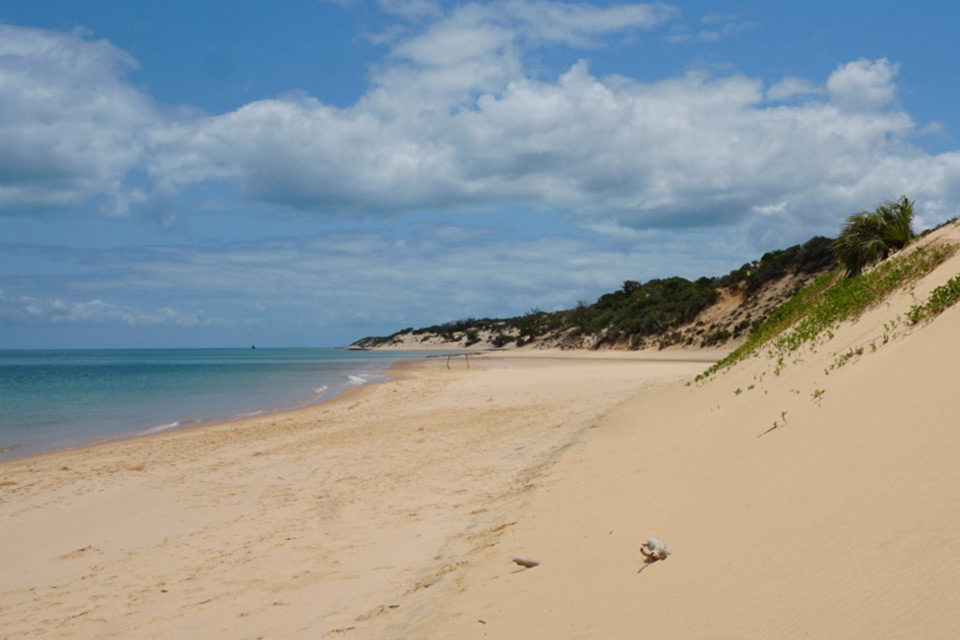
0, 347, 446, 462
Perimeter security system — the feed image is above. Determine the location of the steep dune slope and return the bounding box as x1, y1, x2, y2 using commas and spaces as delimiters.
388, 221, 960, 639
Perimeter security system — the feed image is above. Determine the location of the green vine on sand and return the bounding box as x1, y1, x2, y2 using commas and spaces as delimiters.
906, 272, 960, 324
698, 242, 956, 380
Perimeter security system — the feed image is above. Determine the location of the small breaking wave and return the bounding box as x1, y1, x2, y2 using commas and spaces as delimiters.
347, 375, 368, 385
135, 421, 181, 436
0, 443, 23, 455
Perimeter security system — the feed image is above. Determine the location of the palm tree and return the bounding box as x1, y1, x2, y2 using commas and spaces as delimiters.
875, 196, 915, 248
833, 196, 916, 276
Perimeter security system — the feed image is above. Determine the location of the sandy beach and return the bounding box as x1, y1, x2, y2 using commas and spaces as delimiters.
9, 6, 960, 640
391, 226, 960, 639
3, 224, 960, 639
0, 351, 706, 639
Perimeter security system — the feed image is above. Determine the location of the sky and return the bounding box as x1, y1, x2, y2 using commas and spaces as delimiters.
2, 1, 960, 348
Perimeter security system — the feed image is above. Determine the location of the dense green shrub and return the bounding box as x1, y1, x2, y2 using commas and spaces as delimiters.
833, 197, 915, 275
717, 236, 838, 294
587, 277, 719, 344
490, 333, 515, 348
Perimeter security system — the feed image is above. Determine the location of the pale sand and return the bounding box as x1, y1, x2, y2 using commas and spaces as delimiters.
390, 224, 960, 639
0, 351, 704, 639
4, 226, 960, 639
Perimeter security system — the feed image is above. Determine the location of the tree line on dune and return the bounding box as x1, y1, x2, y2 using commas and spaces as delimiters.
355, 196, 933, 350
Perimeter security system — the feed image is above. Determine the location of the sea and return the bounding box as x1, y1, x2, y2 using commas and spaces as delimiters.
0, 347, 446, 462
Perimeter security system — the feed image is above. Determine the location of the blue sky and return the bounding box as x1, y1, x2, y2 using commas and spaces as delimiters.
2, 1, 960, 348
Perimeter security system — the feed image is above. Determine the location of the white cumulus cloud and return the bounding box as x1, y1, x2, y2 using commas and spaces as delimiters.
826, 57, 900, 110
766, 76, 825, 102
0, 24, 159, 213
152, 52, 960, 232
2, 10, 960, 237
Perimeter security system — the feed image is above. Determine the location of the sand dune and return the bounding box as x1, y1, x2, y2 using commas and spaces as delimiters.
3, 223, 960, 639
385, 221, 960, 639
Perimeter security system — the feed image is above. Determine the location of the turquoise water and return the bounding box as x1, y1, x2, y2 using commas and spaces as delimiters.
0, 348, 440, 461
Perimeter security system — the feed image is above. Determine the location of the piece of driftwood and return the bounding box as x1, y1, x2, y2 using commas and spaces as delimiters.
511, 557, 540, 568
640, 538, 673, 561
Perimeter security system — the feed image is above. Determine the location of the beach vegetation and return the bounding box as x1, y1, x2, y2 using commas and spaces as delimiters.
563, 237, 835, 348
571, 300, 590, 334
345, 213, 942, 356
832, 196, 916, 276
352, 206, 958, 355
464, 328, 481, 346
699, 240, 955, 380
716, 236, 837, 294
830, 345, 864, 370
906, 272, 960, 324
587, 277, 720, 346
353, 234, 839, 350
352, 232, 840, 350
490, 332, 515, 348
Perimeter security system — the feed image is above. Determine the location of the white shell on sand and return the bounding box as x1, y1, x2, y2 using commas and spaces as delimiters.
640, 538, 673, 561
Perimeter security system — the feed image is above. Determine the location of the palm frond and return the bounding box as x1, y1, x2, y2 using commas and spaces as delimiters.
832, 196, 916, 276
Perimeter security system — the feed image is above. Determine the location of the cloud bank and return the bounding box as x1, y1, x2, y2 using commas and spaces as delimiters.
3, 4, 960, 234
10, 296, 206, 327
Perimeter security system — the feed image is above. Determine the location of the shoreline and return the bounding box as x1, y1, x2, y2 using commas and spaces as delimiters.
0, 347, 720, 467
0, 349, 441, 466
0, 350, 711, 638
0, 357, 415, 470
